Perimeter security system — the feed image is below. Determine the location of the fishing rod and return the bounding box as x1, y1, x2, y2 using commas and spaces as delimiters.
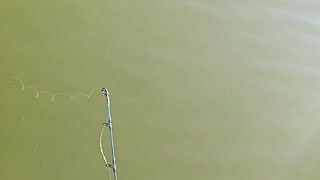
101, 88, 118, 180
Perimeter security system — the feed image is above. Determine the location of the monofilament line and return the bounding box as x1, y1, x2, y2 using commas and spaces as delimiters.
100, 126, 112, 180
12, 77, 101, 102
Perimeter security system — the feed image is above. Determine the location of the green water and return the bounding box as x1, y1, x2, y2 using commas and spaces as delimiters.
1, 0, 320, 179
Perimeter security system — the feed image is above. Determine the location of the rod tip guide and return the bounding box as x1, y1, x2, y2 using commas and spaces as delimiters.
101, 88, 109, 96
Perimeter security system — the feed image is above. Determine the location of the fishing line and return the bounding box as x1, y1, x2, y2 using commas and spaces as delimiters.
100, 125, 112, 180
12, 77, 100, 102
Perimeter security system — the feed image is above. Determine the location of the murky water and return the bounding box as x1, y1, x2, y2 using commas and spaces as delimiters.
1, 0, 320, 180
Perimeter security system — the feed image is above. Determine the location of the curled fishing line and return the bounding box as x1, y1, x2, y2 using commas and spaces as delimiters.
12, 77, 100, 101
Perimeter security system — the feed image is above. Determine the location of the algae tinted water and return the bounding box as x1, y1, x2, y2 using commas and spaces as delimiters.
1, 1, 320, 180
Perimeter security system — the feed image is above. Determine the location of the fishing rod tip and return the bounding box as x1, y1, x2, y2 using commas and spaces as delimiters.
101, 88, 109, 96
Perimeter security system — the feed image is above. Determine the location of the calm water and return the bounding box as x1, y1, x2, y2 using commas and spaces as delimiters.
1, 0, 320, 180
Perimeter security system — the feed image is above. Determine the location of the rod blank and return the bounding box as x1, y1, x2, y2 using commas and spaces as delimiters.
101, 88, 118, 180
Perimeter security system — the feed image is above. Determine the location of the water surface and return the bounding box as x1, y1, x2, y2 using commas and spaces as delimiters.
1, 0, 320, 180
